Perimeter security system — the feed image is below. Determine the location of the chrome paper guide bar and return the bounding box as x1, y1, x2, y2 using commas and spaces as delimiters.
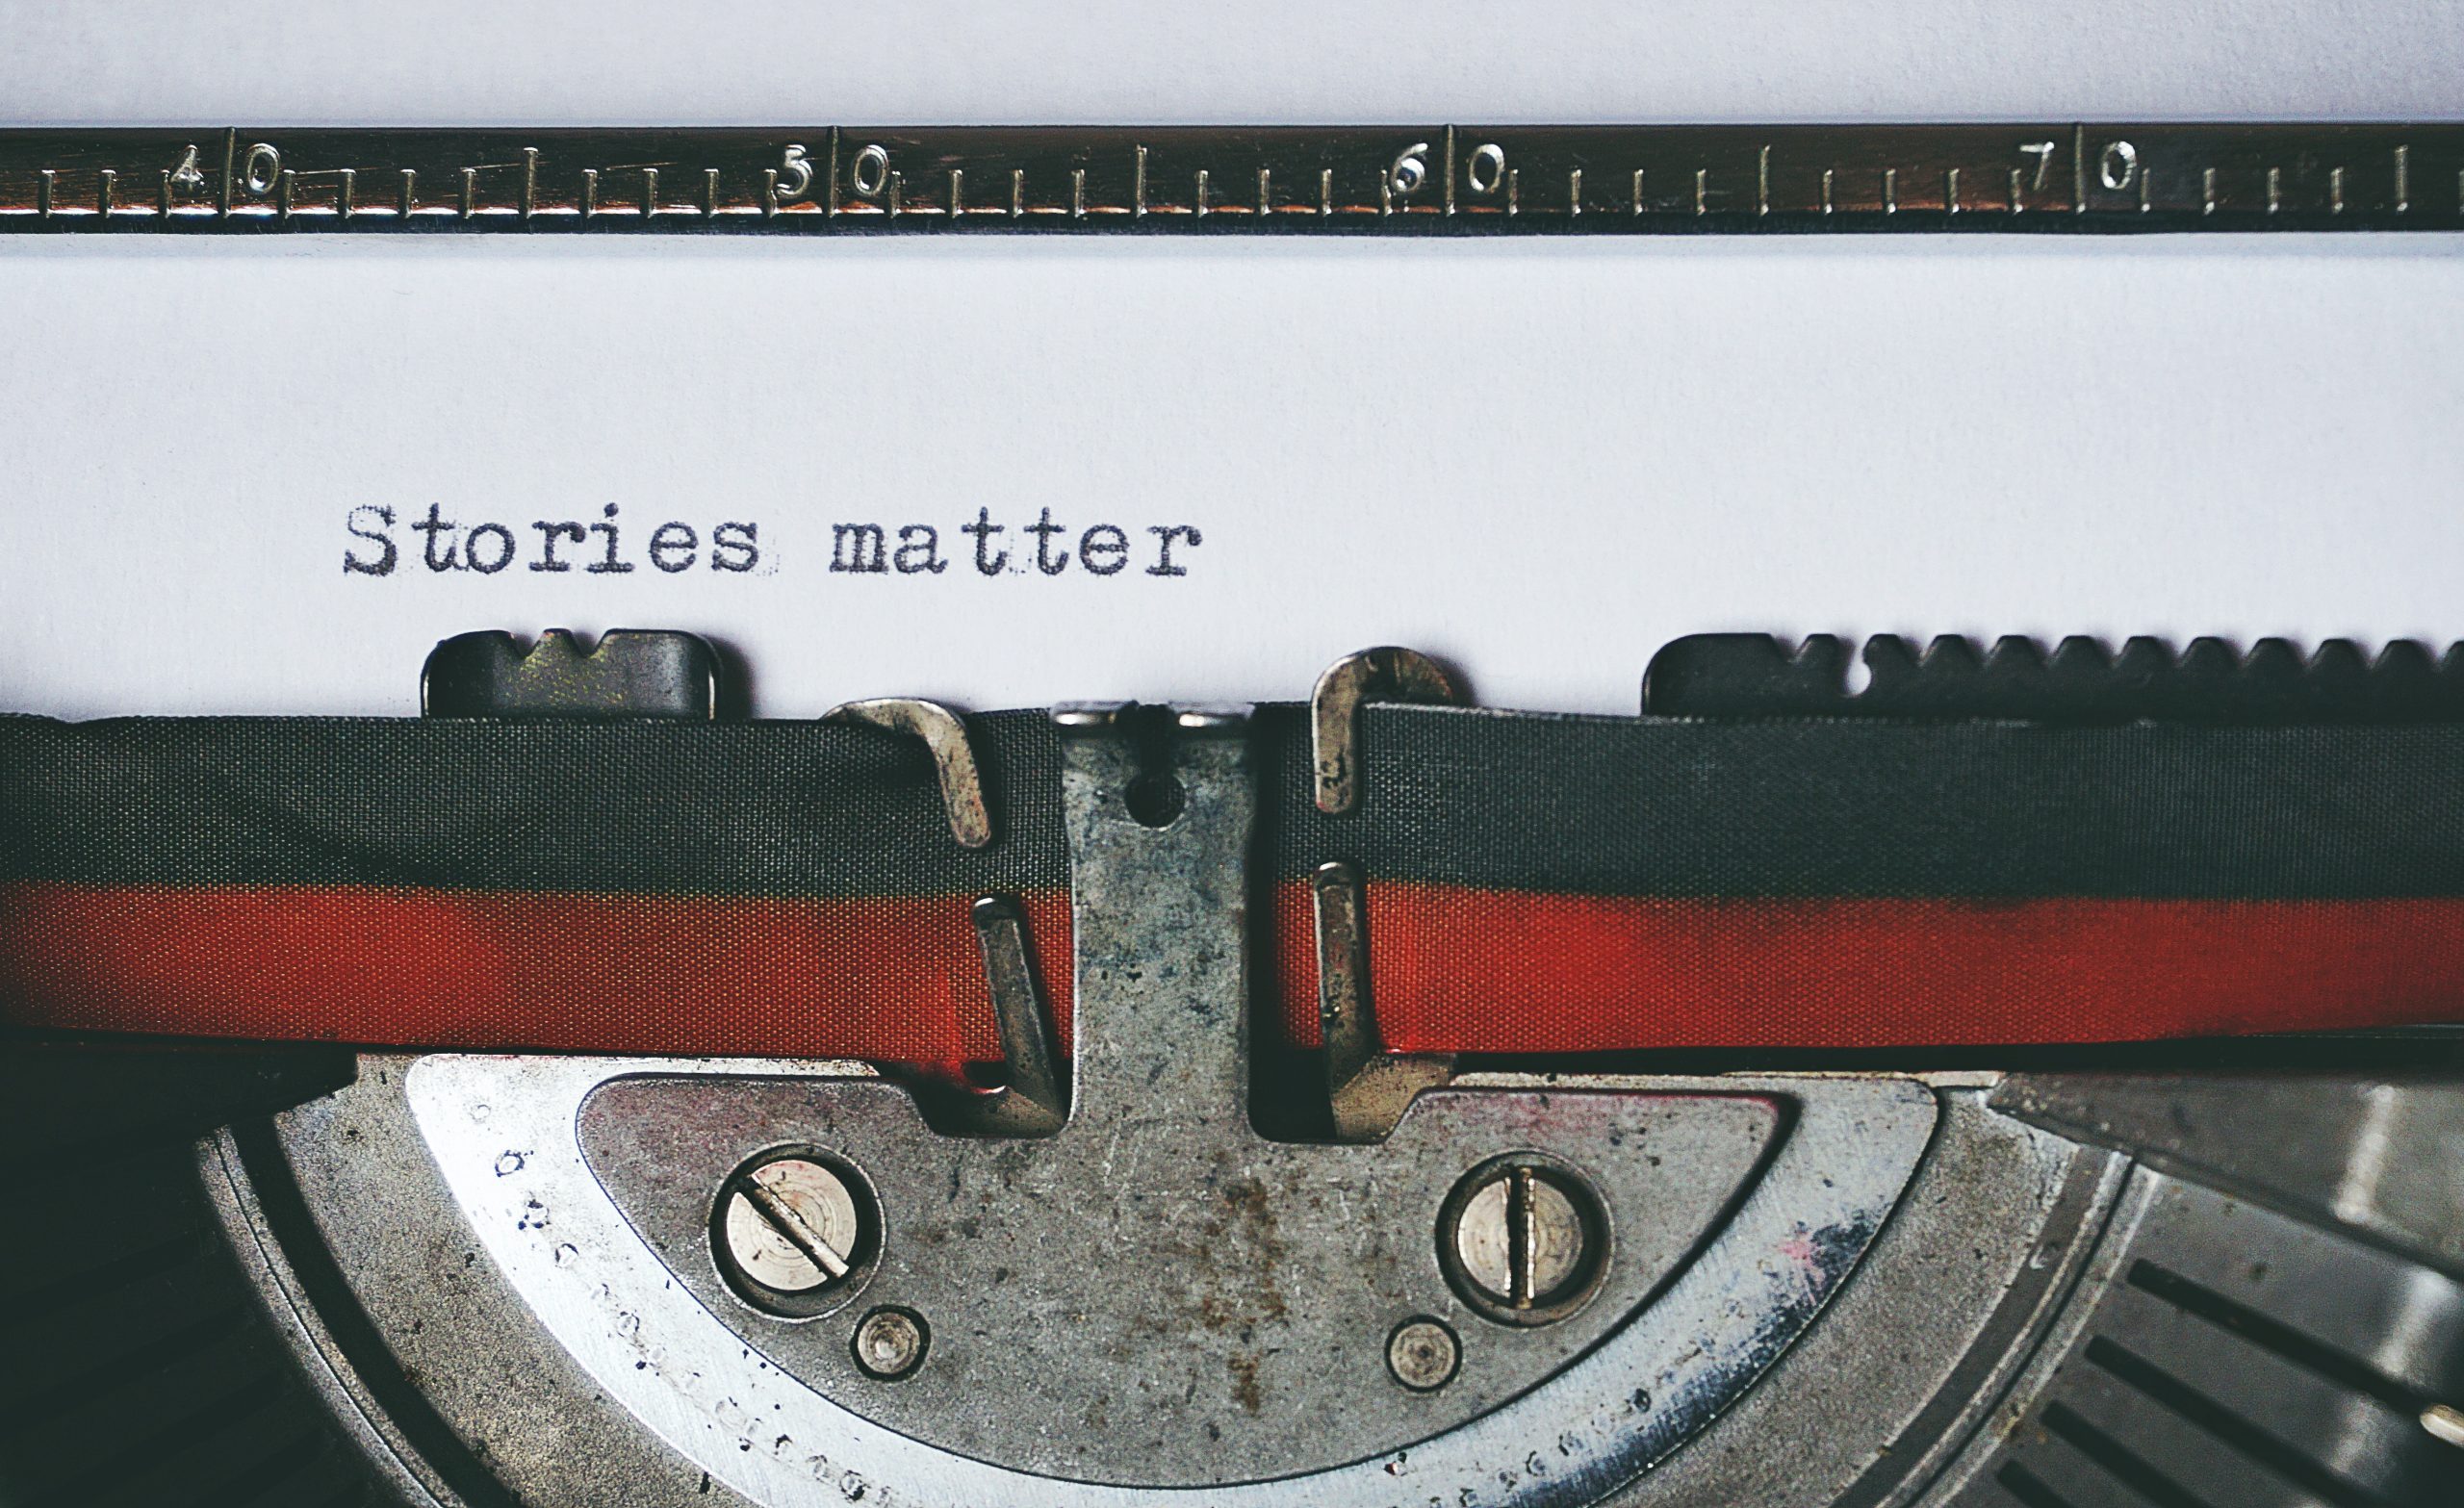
2, 123, 2457, 233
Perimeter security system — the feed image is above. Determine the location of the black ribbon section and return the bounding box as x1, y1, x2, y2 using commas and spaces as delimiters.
0, 710, 1066, 899
5, 705, 2464, 902
1265, 707, 2464, 899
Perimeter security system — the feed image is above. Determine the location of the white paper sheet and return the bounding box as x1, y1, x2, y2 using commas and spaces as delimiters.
4, 2, 2460, 718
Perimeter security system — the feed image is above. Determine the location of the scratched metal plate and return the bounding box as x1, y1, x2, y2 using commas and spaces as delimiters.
576, 1074, 1788, 1483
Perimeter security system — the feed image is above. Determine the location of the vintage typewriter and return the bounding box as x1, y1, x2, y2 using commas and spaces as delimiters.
3, 626, 2460, 1508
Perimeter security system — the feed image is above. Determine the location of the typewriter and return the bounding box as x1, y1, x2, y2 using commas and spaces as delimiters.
3, 627, 2459, 1508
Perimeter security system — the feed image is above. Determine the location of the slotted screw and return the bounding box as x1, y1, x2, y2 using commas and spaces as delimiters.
1440, 1157, 1605, 1323
721, 1157, 860, 1294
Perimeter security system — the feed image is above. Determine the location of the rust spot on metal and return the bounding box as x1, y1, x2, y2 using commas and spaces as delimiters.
1227, 1352, 1264, 1415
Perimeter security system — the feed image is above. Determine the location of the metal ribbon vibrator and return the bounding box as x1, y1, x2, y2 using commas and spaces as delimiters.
4, 628, 2463, 1508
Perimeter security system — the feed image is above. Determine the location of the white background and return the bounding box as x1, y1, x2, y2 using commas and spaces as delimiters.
3, 2, 2460, 718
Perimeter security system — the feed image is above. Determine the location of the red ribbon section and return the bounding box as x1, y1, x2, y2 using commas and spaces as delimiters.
5, 880, 2462, 1058
1270, 882, 2464, 1052
0, 882, 1074, 1066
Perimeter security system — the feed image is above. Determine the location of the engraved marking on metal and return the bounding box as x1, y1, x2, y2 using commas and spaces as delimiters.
338, 166, 355, 218
97, 167, 115, 216
1072, 166, 1085, 217
886, 171, 901, 217
851, 142, 889, 199
777, 143, 813, 201
1013, 166, 1025, 217
1568, 165, 1581, 216
705, 166, 720, 217
1386, 141, 1427, 210
1320, 166, 1333, 216
521, 146, 538, 218
2008, 166, 2022, 212
1826, 166, 1837, 215
1443, 124, 1457, 214
580, 167, 599, 217
1694, 166, 1707, 216
1884, 166, 1897, 215
458, 165, 475, 218
243, 141, 280, 196
2333, 164, 2347, 214
1758, 144, 1771, 216
36, 166, 52, 217
1467, 141, 1505, 196
1133, 142, 1146, 217
1255, 165, 1269, 216
2071, 122, 2088, 214
2098, 139, 2139, 192
2271, 164, 2283, 213
275, 167, 292, 218
2204, 166, 2218, 215
1193, 168, 1207, 217
2395, 143, 2410, 211
2021, 139, 2059, 191
1633, 166, 1647, 214
2139, 164, 2150, 214
642, 166, 659, 217
1946, 166, 1960, 215
949, 166, 963, 218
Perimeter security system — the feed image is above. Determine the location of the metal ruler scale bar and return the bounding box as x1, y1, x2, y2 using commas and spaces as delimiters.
1, 123, 2456, 233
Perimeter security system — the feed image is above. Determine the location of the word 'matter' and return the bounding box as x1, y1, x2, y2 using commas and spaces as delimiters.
827, 508, 1203, 578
